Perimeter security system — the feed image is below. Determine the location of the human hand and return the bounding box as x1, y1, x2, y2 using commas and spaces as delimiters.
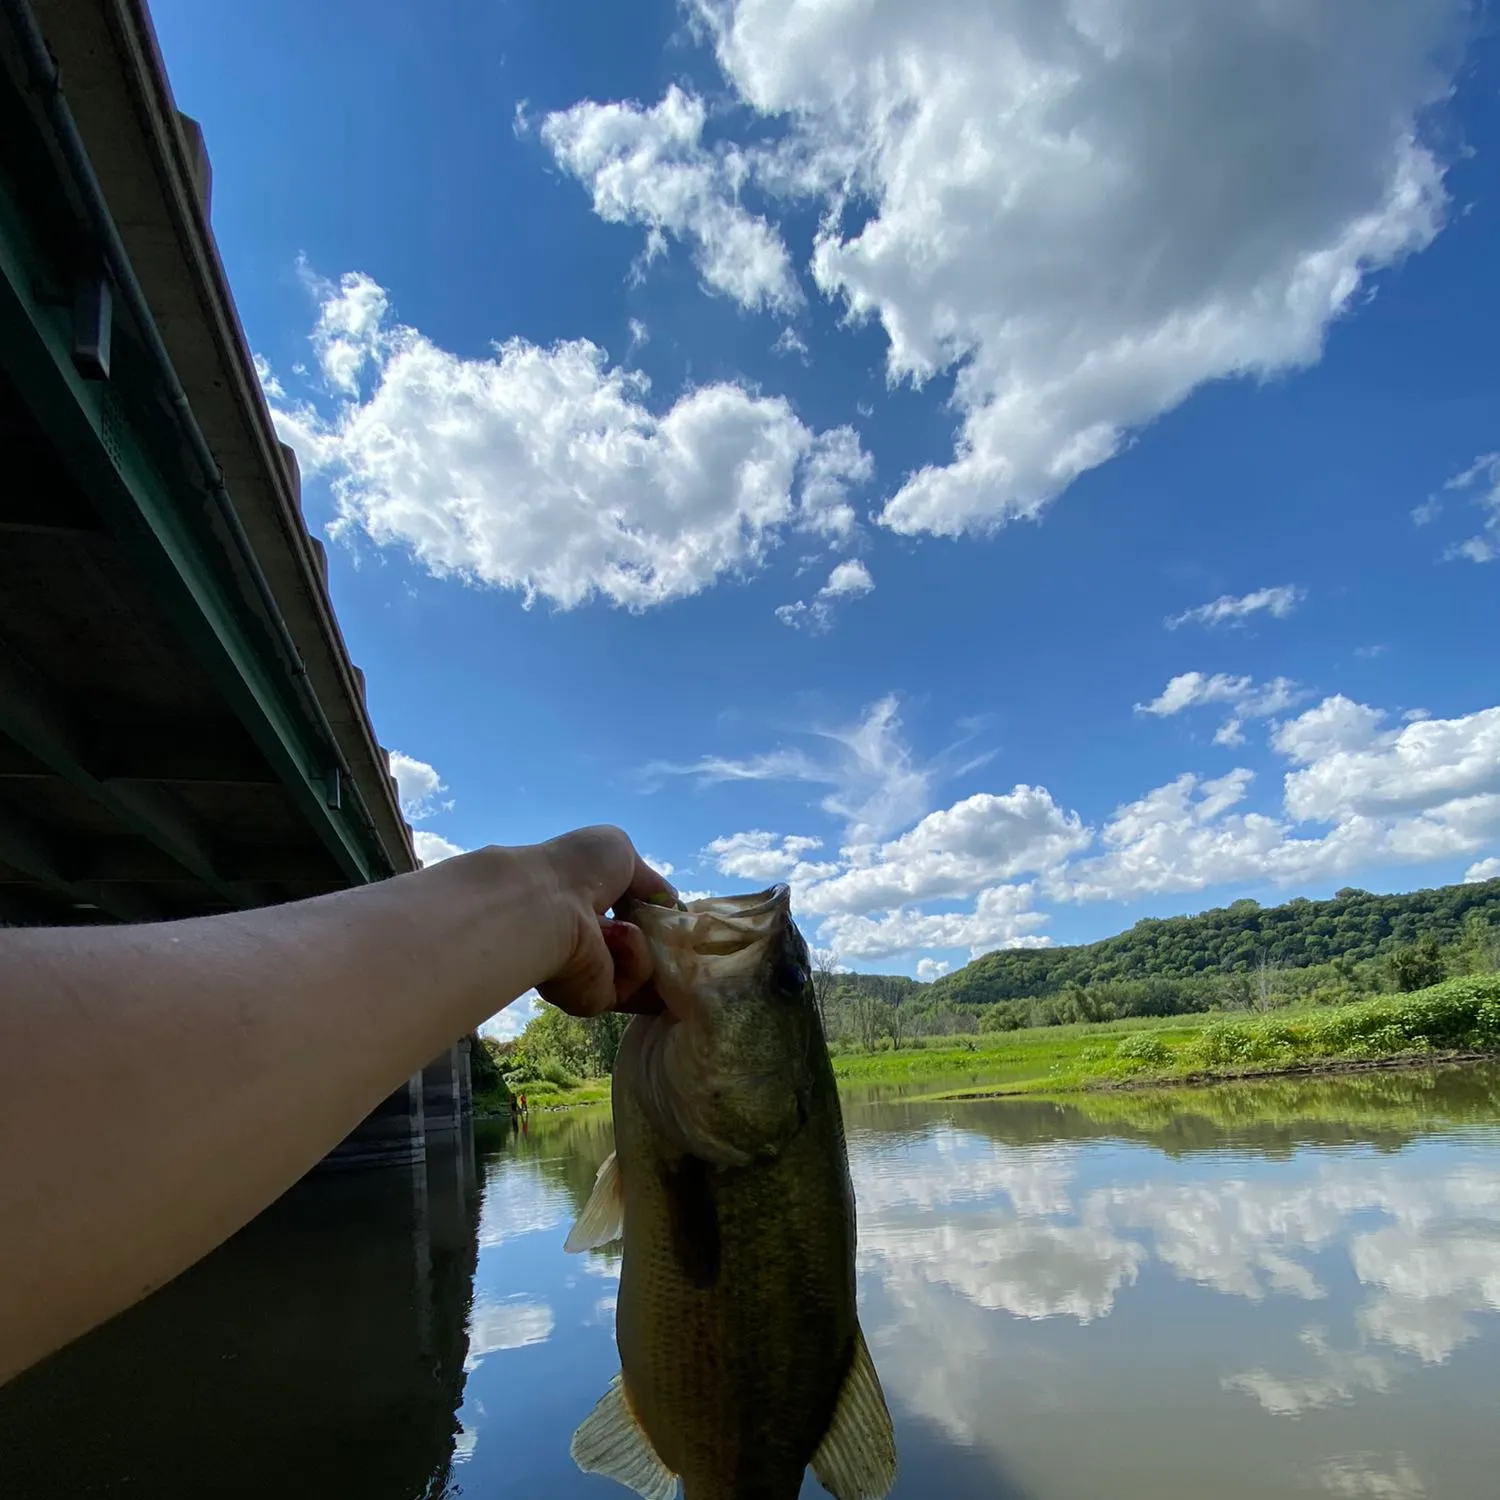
531, 825, 677, 1018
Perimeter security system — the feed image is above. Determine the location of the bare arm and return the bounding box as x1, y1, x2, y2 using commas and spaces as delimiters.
0, 825, 673, 1386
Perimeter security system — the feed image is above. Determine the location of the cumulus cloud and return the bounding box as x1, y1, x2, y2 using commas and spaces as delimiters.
705, 830, 837, 885
265, 271, 870, 611
1136, 671, 1301, 746
678, 687, 1500, 968
816, 882, 1051, 962
540, 85, 800, 313
482, 988, 540, 1041
776, 555, 875, 632
388, 750, 451, 821
413, 830, 467, 866
1165, 584, 1304, 630
801, 786, 1088, 916
1276, 699, 1500, 826
464, 1295, 554, 1371
915, 957, 949, 982
672, 0, 1462, 536
1465, 857, 1500, 884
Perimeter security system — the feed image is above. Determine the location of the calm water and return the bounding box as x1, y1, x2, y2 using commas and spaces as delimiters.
5, 1067, 1500, 1498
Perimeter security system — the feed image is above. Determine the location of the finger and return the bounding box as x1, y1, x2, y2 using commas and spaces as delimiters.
600, 918, 655, 1007
622, 853, 678, 909
537, 925, 616, 1018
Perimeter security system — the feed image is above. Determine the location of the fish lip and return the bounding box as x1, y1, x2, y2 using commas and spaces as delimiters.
681, 884, 790, 919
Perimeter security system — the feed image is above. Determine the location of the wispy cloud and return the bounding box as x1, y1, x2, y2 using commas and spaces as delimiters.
1440, 452, 1500, 564
647, 694, 934, 842
1165, 585, 1304, 631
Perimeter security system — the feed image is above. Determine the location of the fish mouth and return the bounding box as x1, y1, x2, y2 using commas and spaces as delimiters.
619, 885, 792, 1023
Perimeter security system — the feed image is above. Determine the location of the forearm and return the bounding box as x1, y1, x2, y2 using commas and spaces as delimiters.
0, 843, 553, 1385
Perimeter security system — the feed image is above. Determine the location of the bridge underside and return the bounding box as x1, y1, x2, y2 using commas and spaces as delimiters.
0, 369, 355, 924
0, 0, 470, 1165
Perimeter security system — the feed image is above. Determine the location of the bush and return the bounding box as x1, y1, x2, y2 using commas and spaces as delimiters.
1115, 1033, 1171, 1066
539, 1059, 581, 1089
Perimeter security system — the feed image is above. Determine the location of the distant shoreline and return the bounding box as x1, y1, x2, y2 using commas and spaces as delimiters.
936, 1047, 1500, 1102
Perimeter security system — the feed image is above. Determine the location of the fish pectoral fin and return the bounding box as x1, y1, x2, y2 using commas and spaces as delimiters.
570, 1372, 677, 1500
811, 1324, 898, 1500
565, 1149, 625, 1253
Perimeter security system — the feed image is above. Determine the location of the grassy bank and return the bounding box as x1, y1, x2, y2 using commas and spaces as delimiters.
896, 974, 1500, 1099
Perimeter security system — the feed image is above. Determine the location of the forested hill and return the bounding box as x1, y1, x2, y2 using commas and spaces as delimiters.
924, 878, 1500, 1009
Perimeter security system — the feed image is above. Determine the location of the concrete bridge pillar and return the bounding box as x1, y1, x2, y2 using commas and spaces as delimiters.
421, 1044, 464, 1138
317, 1073, 425, 1172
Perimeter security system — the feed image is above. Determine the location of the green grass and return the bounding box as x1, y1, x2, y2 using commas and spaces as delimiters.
877, 974, 1500, 1100
830, 1011, 1215, 1094
476, 1076, 611, 1115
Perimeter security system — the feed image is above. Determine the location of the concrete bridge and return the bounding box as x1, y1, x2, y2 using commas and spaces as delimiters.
0, 0, 470, 1164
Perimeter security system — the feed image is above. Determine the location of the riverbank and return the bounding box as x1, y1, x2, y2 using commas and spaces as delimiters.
480, 973, 1500, 1114
840, 974, 1500, 1100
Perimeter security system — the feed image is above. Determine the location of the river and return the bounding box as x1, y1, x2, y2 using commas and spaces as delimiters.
4, 1065, 1500, 1498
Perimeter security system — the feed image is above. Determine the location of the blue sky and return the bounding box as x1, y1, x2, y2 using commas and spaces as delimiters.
151, 0, 1499, 1000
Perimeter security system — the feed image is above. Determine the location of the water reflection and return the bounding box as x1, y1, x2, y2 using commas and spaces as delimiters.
847, 1068, 1500, 1500
2, 1070, 1499, 1499
0, 1135, 483, 1499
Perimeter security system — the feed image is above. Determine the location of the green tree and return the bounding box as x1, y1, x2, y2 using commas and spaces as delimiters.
1387, 936, 1445, 994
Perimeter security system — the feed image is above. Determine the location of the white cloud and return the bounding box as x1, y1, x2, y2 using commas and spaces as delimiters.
388, 750, 451, 821
776, 555, 875, 632
306, 268, 389, 396
639, 854, 676, 878
772, 325, 809, 360
801, 786, 1088, 915
414, 830, 467, 866
1316, 1454, 1426, 1500
705, 830, 836, 885
540, 85, 800, 313
684, 0, 1460, 536
1277, 700, 1500, 824
816, 882, 1051, 962
666, 688, 1500, 968
251, 351, 285, 401
1136, 671, 1301, 747
1224, 1325, 1397, 1417
655, 694, 933, 843
267, 272, 870, 611
482, 988, 541, 1041
1165, 584, 1304, 630
464, 1295, 554, 1371
1439, 451, 1500, 563
915, 957, 949, 982
822, 558, 875, 598
1465, 857, 1500, 884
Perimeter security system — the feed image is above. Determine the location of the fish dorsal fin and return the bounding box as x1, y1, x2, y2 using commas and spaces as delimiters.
570, 1372, 678, 1500
564, 1149, 624, 1253
811, 1325, 898, 1500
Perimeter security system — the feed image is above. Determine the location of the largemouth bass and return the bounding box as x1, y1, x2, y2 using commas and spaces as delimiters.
563, 886, 897, 1500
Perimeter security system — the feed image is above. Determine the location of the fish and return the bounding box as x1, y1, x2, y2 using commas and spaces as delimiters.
563, 885, 897, 1500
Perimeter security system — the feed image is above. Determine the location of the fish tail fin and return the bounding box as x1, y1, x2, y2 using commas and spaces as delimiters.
811, 1323, 898, 1500
571, 1372, 677, 1500
564, 1149, 624, 1253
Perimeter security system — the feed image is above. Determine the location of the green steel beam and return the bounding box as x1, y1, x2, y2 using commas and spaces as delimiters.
0, 171, 379, 888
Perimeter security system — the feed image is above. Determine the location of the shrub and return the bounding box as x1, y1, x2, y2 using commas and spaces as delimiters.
1115, 1033, 1171, 1066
